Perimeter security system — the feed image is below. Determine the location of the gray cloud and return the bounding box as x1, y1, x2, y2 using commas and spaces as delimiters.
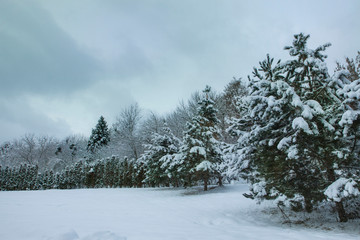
0, 96, 72, 142
1, 0, 359, 142
0, 0, 101, 96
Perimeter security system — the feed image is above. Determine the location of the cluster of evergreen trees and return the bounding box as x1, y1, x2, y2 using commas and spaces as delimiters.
225, 33, 360, 222
0, 164, 39, 191
0, 156, 143, 191
140, 86, 223, 190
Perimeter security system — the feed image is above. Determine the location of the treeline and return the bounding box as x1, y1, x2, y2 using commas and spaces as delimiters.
0, 83, 241, 174
0, 134, 88, 173
0, 86, 229, 192
0, 156, 145, 191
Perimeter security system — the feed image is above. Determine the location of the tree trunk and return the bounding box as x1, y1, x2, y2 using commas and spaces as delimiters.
336, 201, 348, 222
304, 197, 313, 213
203, 171, 209, 191
204, 179, 208, 191
325, 164, 348, 222
218, 174, 223, 187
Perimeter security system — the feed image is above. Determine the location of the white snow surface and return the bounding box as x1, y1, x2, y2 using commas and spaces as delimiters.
0, 184, 358, 240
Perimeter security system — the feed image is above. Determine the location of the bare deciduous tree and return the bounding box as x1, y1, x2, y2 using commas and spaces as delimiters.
113, 103, 143, 160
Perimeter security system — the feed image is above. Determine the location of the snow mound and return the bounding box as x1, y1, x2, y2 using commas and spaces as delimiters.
48, 231, 126, 240
82, 231, 126, 240
48, 230, 79, 240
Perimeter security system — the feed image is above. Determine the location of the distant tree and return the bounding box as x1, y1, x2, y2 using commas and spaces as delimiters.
133, 160, 145, 188
42, 170, 55, 189
87, 116, 110, 153
0, 142, 13, 167
113, 103, 142, 160
28, 165, 38, 190
36, 136, 58, 169
165, 90, 217, 140
94, 160, 105, 187
13, 134, 37, 165
217, 78, 248, 143
139, 112, 165, 145
335, 51, 360, 82
85, 166, 96, 188
104, 157, 115, 187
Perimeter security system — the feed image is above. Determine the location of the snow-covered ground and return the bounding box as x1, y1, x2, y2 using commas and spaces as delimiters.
0, 184, 358, 240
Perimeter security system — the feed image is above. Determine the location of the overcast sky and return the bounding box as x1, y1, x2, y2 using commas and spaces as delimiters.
0, 0, 359, 143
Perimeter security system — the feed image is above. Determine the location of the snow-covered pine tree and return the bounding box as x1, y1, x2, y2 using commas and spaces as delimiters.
45, 170, 55, 189
140, 123, 181, 187
132, 159, 145, 188
282, 34, 359, 221
117, 156, 132, 187
36, 170, 45, 190
28, 165, 38, 190
87, 116, 110, 153
104, 156, 116, 188
84, 164, 96, 188
94, 159, 105, 188
2, 166, 8, 190
177, 86, 223, 191
227, 33, 358, 221
323, 55, 360, 219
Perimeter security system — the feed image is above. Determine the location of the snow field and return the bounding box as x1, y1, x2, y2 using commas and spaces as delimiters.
0, 184, 358, 240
